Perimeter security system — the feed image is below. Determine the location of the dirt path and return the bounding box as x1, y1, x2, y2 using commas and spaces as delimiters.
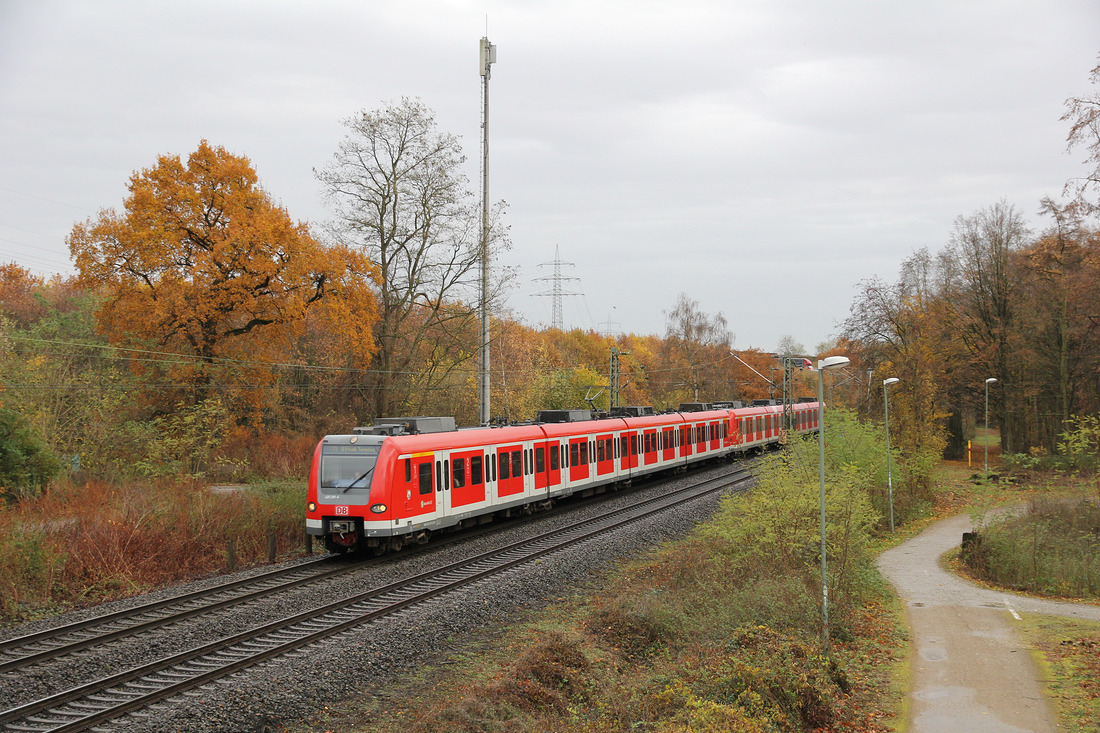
877, 512, 1100, 733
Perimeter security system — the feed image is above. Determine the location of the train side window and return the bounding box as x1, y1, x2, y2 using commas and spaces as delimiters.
405, 458, 411, 483
452, 458, 465, 489
550, 445, 559, 471
471, 455, 483, 485
596, 440, 604, 462
535, 446, 545, 472
631, 434, 638, 456
580, 441, 588, 464
499, 452, 510, 480
523, 449, 530, 475
570, 442, 579, 466
512, 450, 523, 478
418, 462, 432, 495
619, 436, 627, 457
491, 453, 497, 481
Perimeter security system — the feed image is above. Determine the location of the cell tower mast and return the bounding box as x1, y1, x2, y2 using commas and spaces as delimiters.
478, 35, 496, 425
532, 245, 581, 331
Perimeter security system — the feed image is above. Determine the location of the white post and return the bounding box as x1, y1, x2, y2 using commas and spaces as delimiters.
984, 377, 997, 475
883, 378, 899, 533
816, 355, 849, 654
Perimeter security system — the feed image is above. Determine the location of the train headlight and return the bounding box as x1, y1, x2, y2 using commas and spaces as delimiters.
369, 503, 387, 514
307, 502, 317, 513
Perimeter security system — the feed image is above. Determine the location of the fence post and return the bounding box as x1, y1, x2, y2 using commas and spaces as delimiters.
268, 530, 277, 563
305, 532, 313, 555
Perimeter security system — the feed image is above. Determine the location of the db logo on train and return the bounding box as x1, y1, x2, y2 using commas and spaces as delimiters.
335, 506, 350, 515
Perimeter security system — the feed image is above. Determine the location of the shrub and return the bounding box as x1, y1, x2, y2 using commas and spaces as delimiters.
1057, 415, 1100, 472
970, 498, 1100, 599
0, 407, 62, 502
701, 418, 879, 634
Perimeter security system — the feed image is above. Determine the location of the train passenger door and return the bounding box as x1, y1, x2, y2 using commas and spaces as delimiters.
642, 430, 658, 466
404, 454, 435, 515
534, 441, 557, 491
595, 434, 615, 476
450, 449, 486, 508
661, 427, 675, 462
568, 437, 590, 482
496, 444, 525, 498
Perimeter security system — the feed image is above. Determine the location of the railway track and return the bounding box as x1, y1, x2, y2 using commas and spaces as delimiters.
0, 467, 703, 679
0, 466, 752, 732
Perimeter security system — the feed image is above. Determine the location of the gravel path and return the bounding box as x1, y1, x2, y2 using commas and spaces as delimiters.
877, 512, 1100, 733
1, 463, 740, 733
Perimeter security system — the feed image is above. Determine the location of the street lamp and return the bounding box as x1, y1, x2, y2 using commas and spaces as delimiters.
883, 378, 899, 533
817, 354, 849, 654
985, 377, 997, 475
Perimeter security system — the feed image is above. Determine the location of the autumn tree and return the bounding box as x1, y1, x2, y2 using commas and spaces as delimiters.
69, 141, 378, 424
1016, 202, 1100, 449
843, 250, 953, 460
940, 201, 1032, 453
316, 98, 510, 419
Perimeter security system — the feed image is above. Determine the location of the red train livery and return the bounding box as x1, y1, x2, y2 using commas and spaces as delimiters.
306, 401, 820, 554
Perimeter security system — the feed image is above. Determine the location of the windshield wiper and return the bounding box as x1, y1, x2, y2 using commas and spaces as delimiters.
343, 467, 375, 493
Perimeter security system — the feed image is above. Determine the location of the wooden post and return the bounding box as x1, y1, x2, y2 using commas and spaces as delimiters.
268, 530, 277, 563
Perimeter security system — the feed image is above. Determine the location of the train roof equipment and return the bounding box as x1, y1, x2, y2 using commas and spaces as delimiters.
352, 416, 457, 436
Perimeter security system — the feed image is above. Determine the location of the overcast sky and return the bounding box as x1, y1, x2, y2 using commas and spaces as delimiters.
1, 0, 1097, 351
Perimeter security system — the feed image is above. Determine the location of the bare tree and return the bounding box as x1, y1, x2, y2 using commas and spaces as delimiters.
316, 98, 508, 418
659, 293, 733, 403
1063, 58, 1100, 217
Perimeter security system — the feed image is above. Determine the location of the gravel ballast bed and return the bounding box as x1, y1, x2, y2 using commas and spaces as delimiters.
2, 462, 749, 732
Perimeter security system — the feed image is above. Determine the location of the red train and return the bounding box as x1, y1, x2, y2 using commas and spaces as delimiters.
306, 401, 820, 554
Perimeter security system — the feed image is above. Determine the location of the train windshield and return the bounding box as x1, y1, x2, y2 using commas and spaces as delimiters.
320, 444, 381, 492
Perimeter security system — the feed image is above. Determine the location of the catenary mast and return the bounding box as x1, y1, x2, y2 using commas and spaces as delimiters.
478, 36, 496, 425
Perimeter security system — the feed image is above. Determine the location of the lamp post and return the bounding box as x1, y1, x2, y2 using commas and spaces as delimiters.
985, 377, 997, 475
883, 378, 899, 533
817, 354, 850, 654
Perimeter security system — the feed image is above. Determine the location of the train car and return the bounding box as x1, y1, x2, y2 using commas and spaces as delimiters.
306, 401, 821, 554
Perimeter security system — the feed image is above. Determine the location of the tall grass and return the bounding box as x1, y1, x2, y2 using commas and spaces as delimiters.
0, 477, 306, 620
971, 497, 1100, 599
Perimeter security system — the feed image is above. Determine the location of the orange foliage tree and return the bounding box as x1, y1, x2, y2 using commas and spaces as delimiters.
68, 141, 379, 425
